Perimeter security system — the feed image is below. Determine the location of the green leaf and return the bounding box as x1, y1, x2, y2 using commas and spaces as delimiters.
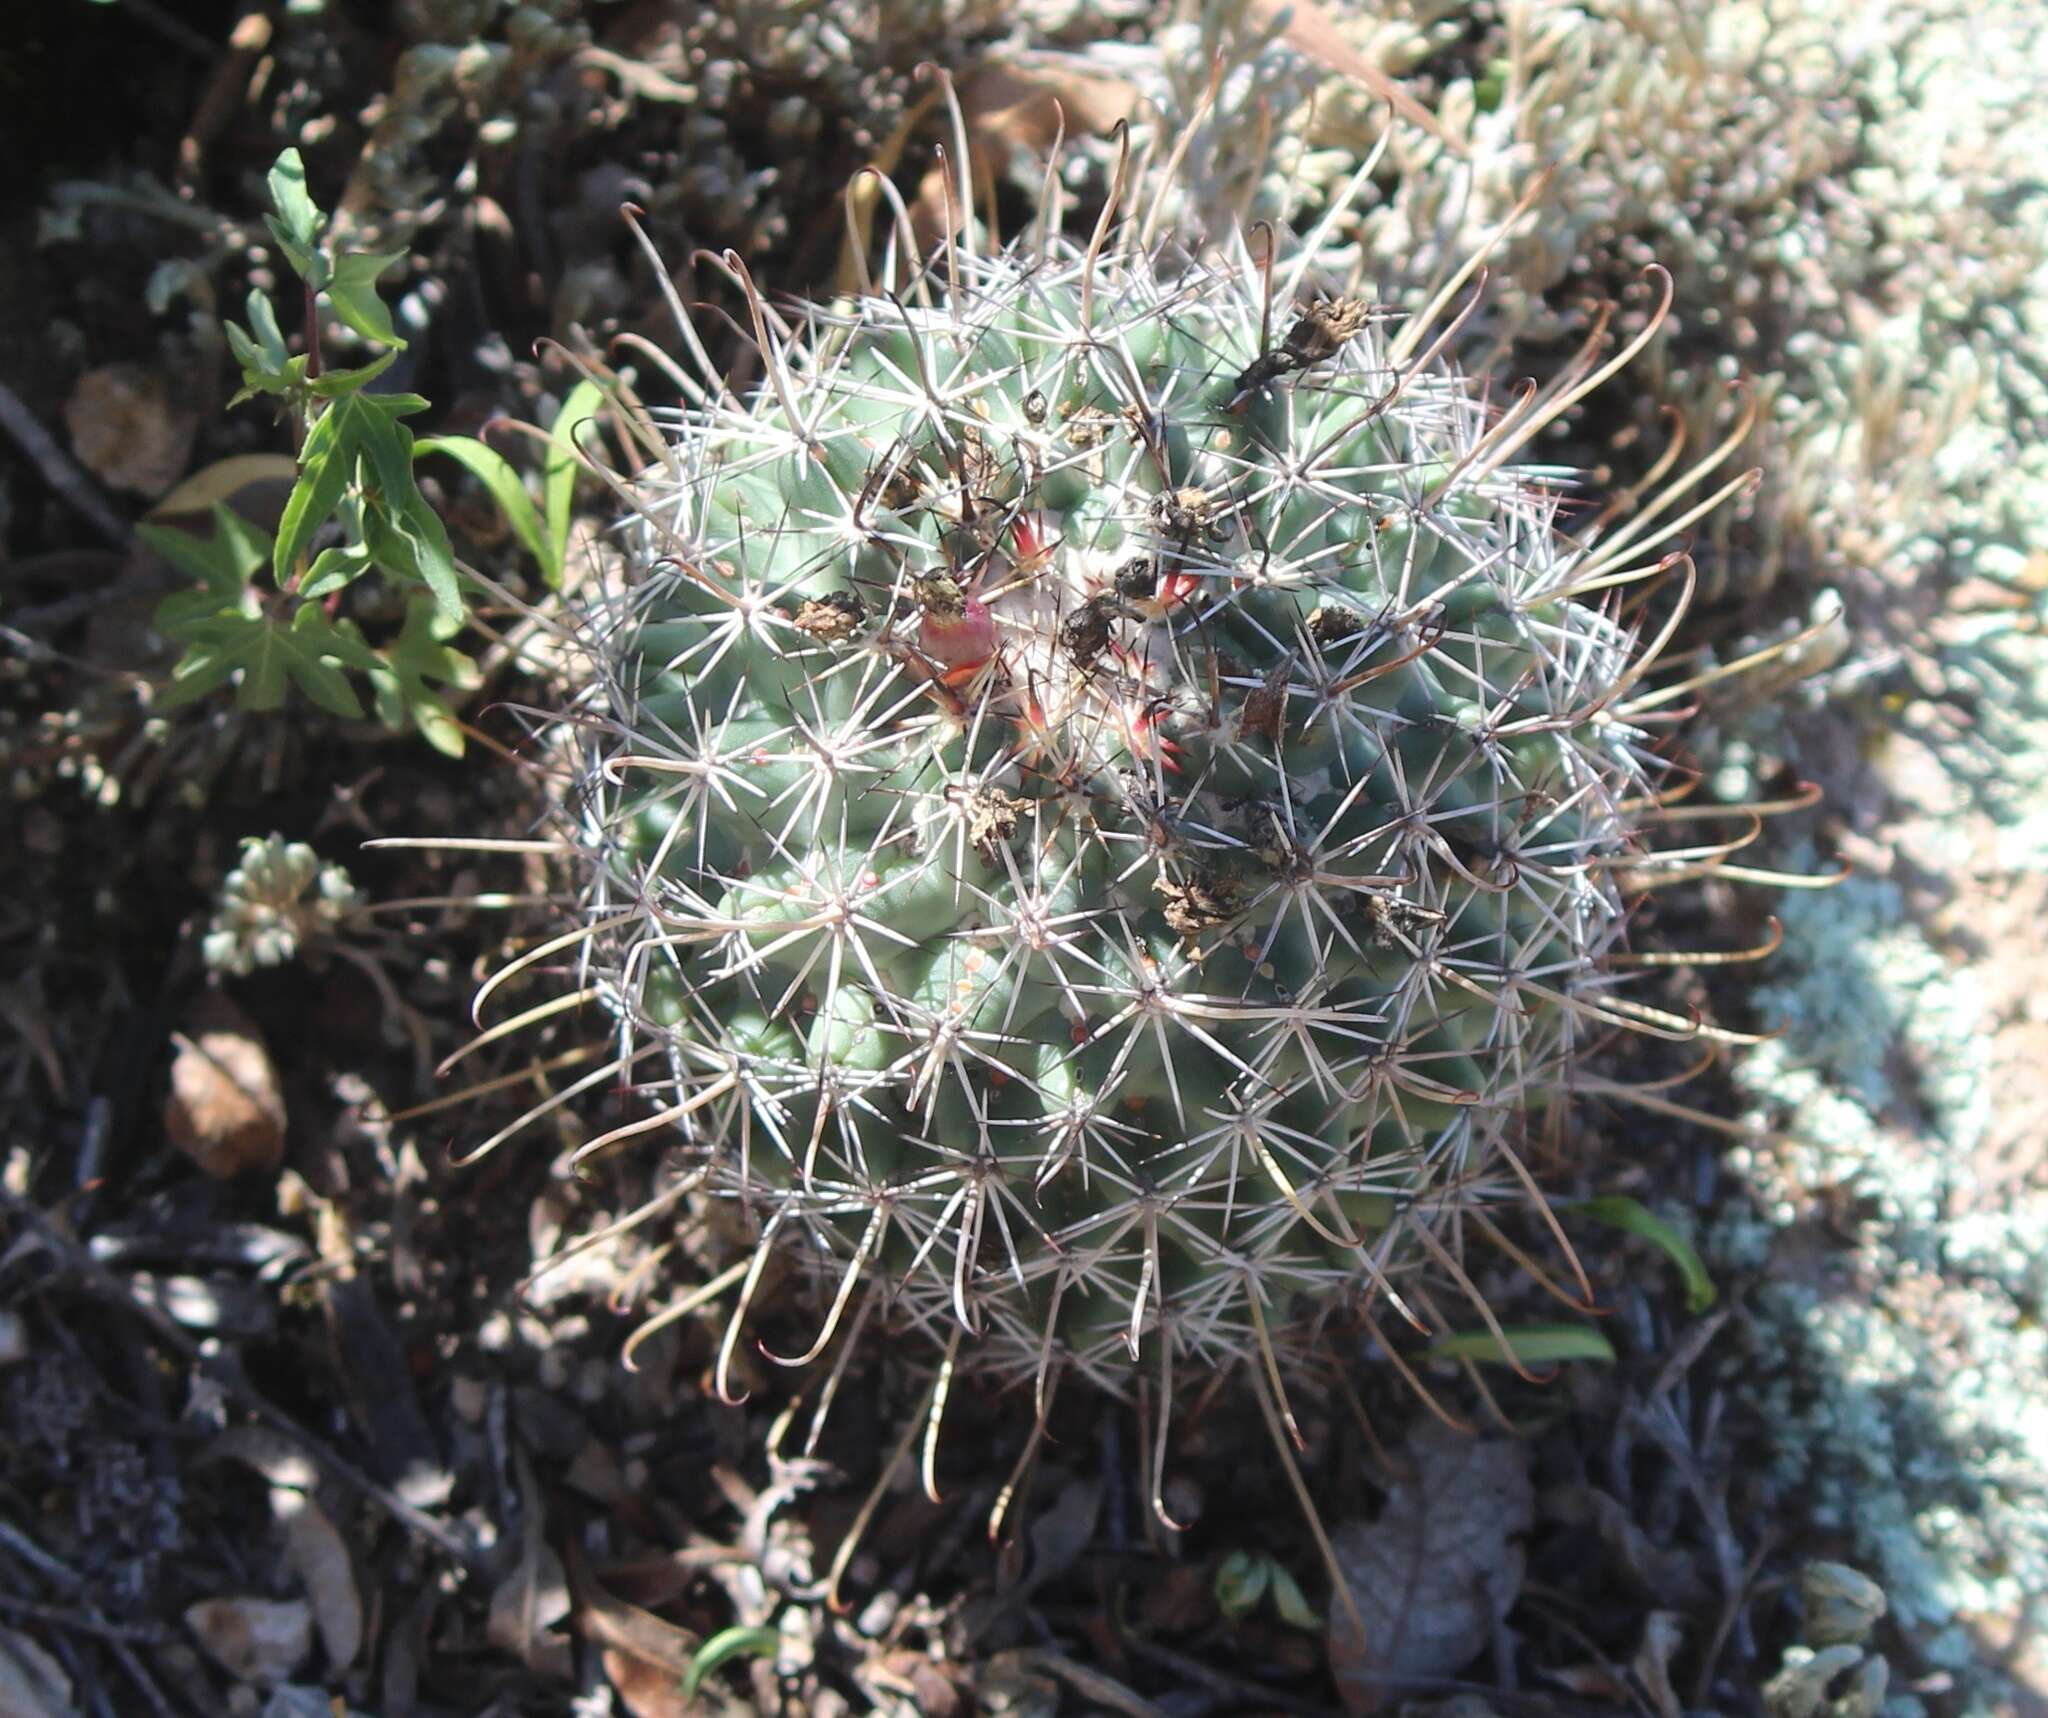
681, 1626, 779, 1699
397, 499, 463, 625
544, 378, 607, 584
352, 391, 432, 419
1213, 1550, 1270, 1623
308, 348, 401, 399
362, 491, 464, 627
369, 596, 480, 757
273, 402, 357, 584
224, 293, 305, 402
264, 149, 324, 283
1426, 1324, 1617, 1369
325, 249, 409, 349
1571, 1196, 1719, 1314
1267, 1563, 1322, 1631
416, 433, 552, 578
300, 543, 374, 600
154, 601, 381, 719
247, 287, 291, 369
223, 321, 275, 385
141, 505, 271, 618
346, 396, 408, 499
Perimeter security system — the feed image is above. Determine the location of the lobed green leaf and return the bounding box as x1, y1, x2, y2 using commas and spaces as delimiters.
325, 248, 409, 350
368, 595, 481, 757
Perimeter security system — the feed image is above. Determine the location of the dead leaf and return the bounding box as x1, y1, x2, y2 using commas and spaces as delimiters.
568, 1538, 717, 1718
1326, 1422, 1533, 1711
64, 362, 199, 497
0, 1627, 73, 1718
1020, 1476, 1103, 1600
487, 1446, 572, 1678
1246, 0, 1452, 145
961, 52, 1139, 168
147, 453, 301, 521
912, 54, 1140, 252
195, 1428, 362, 1672
1631, 1612, 1685, 1718
1541, 1484, 1709, 1608
185, 1596, 314, 1685
978, 1650, 1060, 1717
202, 1425, 322, 1490
164, 993, 286, 1178
276, 1490, 363, 1673
1540, 1661, 1632, 1700
565, 1536, 701, 1676
601, 1648, 693, 1718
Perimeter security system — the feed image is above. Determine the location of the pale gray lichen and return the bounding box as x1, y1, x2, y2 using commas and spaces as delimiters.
1714, 844, 2048, 1710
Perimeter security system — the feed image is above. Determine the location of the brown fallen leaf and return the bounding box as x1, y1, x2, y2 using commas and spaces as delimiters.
487, 1446, 572, 1679
1247, 0, 1453, 146
195, 1428, 362, 1673
565, 1536, 702, 1676
276, 1490, 364, 1674
164, 993, 286, 1178
842, 49, 1139, 277
601, 1648, 694, 1718
185, 1596, 314, 1686
1326, 1421, 1534, 1712
64, 362, 199, 498
872, 1647, 964, 1718
904, 54, 1140, 255
960, 52, 1139, 173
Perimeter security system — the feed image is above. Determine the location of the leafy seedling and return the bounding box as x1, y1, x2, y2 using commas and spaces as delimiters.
147, 149, 476, 754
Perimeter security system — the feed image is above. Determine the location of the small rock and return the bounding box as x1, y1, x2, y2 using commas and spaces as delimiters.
449, 1375, 489, 1424
0, 1309, 27, 1367
184, 1597, 313, 1686
164, 994, 286, 1178
64, 362, 199, 498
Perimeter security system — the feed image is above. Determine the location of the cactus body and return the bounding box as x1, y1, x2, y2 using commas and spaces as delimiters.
565, 224, 1683, 1394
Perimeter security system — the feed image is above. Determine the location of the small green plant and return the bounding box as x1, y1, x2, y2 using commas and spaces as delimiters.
145, 149, 479, 755
416, 377, 610, 595
1214, 1550, 1322, 1629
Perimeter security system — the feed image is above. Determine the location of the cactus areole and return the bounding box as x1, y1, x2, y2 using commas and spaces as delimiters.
558, 211, 1710, 1407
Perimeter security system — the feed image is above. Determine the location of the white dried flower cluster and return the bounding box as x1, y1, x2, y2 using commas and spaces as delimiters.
203, 835, 361, 977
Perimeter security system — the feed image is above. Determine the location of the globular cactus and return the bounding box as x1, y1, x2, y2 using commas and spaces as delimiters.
528, 157, 1752, 1433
